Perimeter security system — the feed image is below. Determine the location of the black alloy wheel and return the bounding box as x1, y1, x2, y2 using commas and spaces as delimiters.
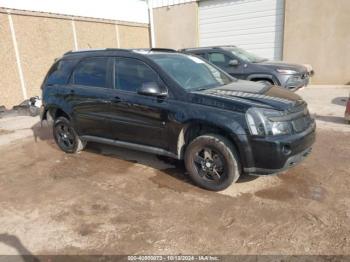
185, 134, 240, 191
193, 147, 226, 182
55, 121, 75, 151
53, 116, 85, 153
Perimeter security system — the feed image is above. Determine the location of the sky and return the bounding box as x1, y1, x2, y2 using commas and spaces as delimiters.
0, 0, 149, 23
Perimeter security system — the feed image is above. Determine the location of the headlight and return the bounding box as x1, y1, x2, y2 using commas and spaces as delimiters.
276, 69, 298, 74
271, 121, 293, 135
246, 107, 293, 136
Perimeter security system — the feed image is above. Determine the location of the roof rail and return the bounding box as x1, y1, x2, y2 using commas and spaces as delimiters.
63, 47, 177, 56
132, 48, 177, 54
64, 48, 106, 55
150, 48, 176, 52
105, 48, 132, 52
213, 45, 236, 48
64, 48, 131, 55
180, 45, 237, 52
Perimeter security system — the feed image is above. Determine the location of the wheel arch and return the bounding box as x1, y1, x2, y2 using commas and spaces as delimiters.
247, 74, 279, 85
43, 105, 71, 121
176, 120, 243, 162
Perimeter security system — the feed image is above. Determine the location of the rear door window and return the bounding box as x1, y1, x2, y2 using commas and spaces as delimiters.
72, 57, 109, 88
46, 59, 77, 86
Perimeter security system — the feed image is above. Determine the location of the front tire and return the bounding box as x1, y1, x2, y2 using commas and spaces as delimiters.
184, 134, 240, 191
53, 116, 85, 153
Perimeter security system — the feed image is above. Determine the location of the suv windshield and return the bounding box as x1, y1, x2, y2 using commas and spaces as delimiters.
148, 53, 234, 91
229, 47, 267, 63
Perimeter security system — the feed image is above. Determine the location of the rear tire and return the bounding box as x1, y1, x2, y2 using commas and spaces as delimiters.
53, 116, 85, 153
184, 134, 240, 191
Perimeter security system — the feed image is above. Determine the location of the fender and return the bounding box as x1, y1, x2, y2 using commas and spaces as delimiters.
246, 74, 280, 85
175, 119, 252, 168
41, 100, 73, 122
174, 106, 251, 166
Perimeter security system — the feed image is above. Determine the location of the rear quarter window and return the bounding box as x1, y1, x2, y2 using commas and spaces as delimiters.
45, 59, 77, 86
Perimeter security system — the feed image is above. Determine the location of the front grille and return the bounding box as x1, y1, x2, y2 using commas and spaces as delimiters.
300, 72, 308, 79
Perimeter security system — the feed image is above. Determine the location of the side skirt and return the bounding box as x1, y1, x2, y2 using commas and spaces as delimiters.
81, 135, 179, 159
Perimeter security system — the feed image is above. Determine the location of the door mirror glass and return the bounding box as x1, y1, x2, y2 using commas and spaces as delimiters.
137, 82, 167, 97
229, 59, 239, 66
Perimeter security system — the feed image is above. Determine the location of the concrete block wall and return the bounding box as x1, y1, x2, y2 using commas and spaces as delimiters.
0, 8, 150, 108
0, 12, 24, 108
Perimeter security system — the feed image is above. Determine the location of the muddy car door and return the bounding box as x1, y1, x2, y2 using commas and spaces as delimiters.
69, 56, 113, 137
108, 57, 169, 149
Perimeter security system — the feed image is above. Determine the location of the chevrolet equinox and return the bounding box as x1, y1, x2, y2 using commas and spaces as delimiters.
41, 48, 316, 191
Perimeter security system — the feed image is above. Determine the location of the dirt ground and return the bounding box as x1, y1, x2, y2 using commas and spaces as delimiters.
0, 86, 349, 256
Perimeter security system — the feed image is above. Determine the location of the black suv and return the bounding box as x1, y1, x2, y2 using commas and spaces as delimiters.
41, 48, 316, 191
182, 46, 312, 91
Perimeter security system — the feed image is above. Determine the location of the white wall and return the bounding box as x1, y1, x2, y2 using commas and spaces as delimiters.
0, 0, 149, 23
199, 0, 285, 60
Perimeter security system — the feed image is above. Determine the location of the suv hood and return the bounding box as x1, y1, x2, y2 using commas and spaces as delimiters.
194, 80, 305, 111
257, 61, 307, 73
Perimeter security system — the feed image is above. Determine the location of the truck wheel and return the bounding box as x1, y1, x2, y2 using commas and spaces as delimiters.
53, 116, 85, 153
184, 134, 240, 191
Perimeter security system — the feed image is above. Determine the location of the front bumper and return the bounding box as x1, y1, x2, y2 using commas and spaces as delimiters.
280, 73, 310, 91
243, 121, 316, 175
244, 147, 312, 175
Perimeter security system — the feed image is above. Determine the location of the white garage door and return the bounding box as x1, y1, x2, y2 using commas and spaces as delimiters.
199, 0, 285, 60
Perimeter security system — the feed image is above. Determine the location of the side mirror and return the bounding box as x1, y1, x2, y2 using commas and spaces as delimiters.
137, 82, 167, 97
229, 59, 239, 66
